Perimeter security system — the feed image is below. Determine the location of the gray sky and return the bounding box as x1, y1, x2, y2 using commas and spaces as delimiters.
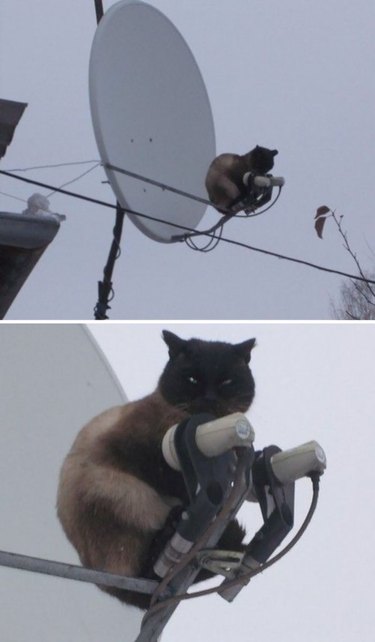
1, 322, 374, 642
1, 1, 375, 320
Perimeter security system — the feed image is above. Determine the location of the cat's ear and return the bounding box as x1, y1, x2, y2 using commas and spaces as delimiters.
162, 330, 187, 359
234, 338, 256, 364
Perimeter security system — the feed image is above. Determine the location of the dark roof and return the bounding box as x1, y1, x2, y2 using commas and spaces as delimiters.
0, 98, 28, 159
0, 210, 60, 318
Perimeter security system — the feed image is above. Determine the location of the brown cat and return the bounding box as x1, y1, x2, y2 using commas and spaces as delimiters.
57, 330, 256, 609
205, 145, 278, 213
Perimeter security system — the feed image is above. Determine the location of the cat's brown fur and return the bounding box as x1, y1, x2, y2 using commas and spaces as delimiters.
57, 391, 189, 608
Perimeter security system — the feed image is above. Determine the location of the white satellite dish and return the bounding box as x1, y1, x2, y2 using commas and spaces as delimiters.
89, 0, 216, 242
0, 325, 143, 642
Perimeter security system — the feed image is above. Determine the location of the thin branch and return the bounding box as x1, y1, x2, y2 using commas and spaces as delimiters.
331, 210, 375, 299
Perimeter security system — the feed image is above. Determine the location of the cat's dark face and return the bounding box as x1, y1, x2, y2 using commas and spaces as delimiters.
158, 331, 256, 417
248, 146, 278, 174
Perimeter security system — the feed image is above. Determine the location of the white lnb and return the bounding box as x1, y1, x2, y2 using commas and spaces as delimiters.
242, 173, 285, 188
270, 440, 327, 484
162, 413, 255, 471
253, 175, 285, 188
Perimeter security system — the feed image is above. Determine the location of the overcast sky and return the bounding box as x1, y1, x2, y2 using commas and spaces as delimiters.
1, 0, 375, 320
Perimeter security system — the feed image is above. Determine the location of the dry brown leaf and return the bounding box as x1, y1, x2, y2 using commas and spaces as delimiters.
314, 205, 331, 239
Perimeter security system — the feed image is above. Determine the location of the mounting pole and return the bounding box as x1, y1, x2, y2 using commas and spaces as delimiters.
93, 0, 127, 320
94, 202, 126, 319
94, 0, 104, 23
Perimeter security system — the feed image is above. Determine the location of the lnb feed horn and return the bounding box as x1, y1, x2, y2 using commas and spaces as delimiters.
270, 440, 327, 483
162, 413, 255, 471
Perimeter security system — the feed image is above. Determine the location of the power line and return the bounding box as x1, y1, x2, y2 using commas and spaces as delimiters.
45, 162, 101, 197
5, 159, 101, 172
1, 168, 374, 286
0, 190, 27, 204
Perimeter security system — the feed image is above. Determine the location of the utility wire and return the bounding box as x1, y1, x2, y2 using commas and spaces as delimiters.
0, 190, 27, 204
45, 162, 101, 197
1, 169, 375, 286
5, 160, 101, 173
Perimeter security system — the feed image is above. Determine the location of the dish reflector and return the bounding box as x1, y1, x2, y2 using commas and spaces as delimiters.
89, 0, 216, 242
0, 326, 143, 640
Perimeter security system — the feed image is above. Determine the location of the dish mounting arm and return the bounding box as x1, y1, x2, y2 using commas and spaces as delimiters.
134, 415, 326, 642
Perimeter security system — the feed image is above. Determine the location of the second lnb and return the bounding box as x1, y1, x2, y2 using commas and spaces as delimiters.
270, 441, 327, 484
162, 413, 255, 471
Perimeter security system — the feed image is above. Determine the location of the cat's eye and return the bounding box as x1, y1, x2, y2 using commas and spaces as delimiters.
188, 375, 198, 385
220, 378, 233, 386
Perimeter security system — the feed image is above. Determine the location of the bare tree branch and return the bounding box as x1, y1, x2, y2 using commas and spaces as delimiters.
316, 206, 375, 320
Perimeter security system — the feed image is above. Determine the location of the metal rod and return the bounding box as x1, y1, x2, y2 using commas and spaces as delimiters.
134, 451, 251, 642
94, 0, 104, 23
105, 162, 215, 209
92, 3, 127, 320
0, 549, 158, 595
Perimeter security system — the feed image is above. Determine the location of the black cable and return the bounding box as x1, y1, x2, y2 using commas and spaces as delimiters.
177, 188, 282, 248
1, 169, 375, 286
236, 186, 282, 218
150, 451, 250, 608
148, 473, 321, 612
173, 213, 235, 244
94, 202, 125, 319
184, 224, 224, 252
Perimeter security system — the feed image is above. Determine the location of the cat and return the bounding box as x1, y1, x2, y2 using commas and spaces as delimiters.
57, 330, 256, 609
205, 145, 278, 213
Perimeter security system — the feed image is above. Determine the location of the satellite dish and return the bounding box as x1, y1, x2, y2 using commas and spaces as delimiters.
0, 325, 143, 641
89, 0, 216, 242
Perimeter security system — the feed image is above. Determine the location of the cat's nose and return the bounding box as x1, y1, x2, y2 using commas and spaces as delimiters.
191, 395, 218, 414
204, 388, 217, 402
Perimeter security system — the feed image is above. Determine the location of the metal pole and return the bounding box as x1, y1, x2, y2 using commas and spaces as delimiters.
94, 0, 104, 23
93, 0, 128, 320
135, 568, 199, 642
0, 549, 158, 595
